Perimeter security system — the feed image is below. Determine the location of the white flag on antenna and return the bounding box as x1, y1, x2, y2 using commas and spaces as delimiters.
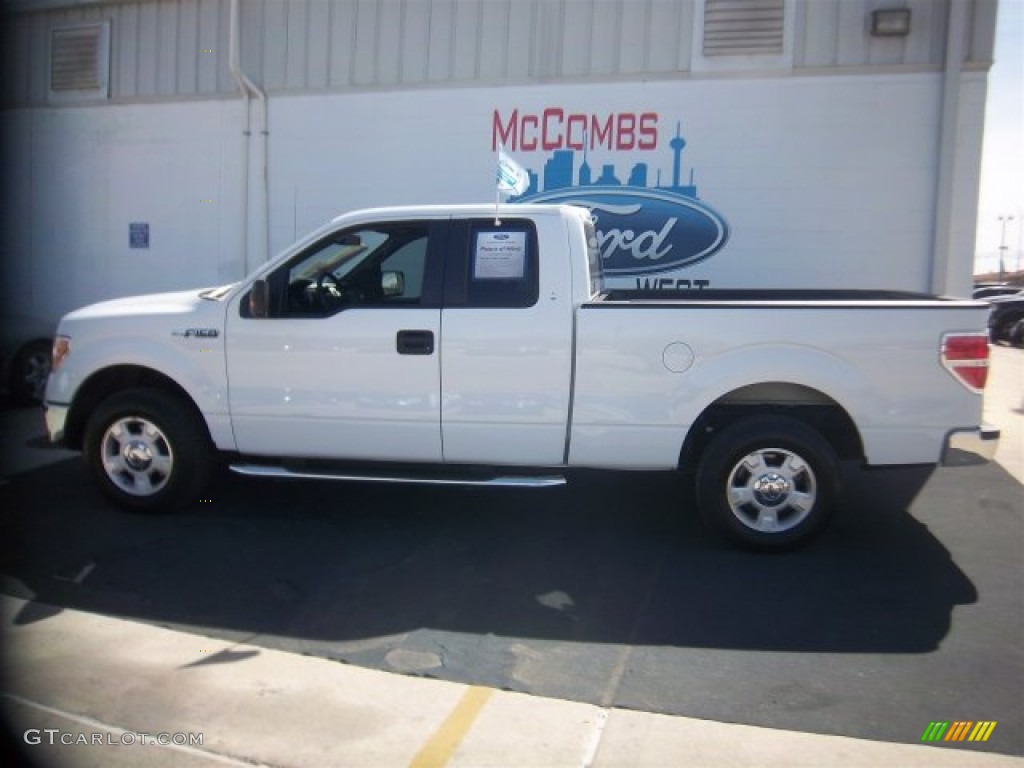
496, 146, 529, 197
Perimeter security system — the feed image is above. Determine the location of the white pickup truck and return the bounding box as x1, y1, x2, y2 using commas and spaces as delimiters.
44, 204, 996, 550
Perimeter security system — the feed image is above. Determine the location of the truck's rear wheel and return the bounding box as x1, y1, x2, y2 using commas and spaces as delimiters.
83, 389, 213, 511
1009, 319, 1024, 348
696, 415, 839, 552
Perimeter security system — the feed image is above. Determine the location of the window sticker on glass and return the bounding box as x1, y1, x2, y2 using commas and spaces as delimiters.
473, 231, 527, 280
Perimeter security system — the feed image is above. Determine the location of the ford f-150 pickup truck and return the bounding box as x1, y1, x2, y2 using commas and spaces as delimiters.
44, 204, 996, 550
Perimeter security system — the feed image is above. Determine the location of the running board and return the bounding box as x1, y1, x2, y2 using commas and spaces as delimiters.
228, 463, 567, 488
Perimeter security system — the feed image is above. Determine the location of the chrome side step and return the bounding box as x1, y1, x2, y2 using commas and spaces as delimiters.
228, 463, 567, 488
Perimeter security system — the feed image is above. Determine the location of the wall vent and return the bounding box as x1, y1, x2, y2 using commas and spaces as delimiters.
50, 22, 110, 99
703, 0, 785, 56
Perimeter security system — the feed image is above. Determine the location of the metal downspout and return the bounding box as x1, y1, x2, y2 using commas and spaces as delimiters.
227, 0, 250, 276
228, 0, 269, 275
930, 0, 969, 295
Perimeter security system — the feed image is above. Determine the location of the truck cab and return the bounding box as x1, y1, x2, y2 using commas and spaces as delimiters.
227, 205, 596, 466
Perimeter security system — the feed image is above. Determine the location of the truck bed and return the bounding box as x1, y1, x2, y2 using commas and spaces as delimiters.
569, 290, 989, 470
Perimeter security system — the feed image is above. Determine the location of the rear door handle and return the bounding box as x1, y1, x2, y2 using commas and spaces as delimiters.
396, 330, 435, 355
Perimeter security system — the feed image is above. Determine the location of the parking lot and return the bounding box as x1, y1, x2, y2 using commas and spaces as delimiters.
0, 346, 1021, 762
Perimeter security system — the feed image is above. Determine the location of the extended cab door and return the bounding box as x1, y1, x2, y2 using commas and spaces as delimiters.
225, 220, 446, 462
440, 215, 575, 465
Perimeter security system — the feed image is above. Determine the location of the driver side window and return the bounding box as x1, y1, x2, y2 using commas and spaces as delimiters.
278, 223, 430, 317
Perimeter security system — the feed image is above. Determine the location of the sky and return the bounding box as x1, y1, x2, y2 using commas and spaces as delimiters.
974, 0, 1024, 274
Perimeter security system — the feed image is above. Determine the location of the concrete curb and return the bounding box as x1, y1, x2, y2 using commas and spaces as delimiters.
3, 595, 1019, 768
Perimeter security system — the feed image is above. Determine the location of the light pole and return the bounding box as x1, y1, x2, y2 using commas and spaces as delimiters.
998, 215, 1015, 283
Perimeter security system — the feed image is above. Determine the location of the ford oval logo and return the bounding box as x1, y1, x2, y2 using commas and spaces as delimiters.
518, 187, 729, 275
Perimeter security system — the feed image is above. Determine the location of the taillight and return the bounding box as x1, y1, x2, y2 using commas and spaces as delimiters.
941, 333, 989, 393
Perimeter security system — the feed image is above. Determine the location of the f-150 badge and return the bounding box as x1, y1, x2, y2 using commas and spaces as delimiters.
172, 328, 219, 339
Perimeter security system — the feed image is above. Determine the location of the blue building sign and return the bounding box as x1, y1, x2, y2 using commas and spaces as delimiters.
493, 110, 730, 278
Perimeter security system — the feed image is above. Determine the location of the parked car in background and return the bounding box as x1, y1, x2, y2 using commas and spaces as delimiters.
986, 291, 1024, 346
1010, 319, 1024, 348
1, 315, 55, 405
973, 284, 1023, 300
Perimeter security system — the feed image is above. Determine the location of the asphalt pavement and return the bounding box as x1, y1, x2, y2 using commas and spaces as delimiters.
0, 346, 1021, 767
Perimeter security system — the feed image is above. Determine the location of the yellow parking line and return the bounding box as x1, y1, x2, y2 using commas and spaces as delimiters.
409, 686, 494, 768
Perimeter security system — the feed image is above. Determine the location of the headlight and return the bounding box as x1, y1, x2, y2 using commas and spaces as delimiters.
52, 336, 71, 371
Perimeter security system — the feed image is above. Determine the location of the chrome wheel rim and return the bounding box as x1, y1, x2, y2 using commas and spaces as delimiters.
725, 448, 817, 533
100, 417, 174, 497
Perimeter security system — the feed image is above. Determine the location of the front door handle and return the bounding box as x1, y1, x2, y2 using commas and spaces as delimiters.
396, 330, 435, 355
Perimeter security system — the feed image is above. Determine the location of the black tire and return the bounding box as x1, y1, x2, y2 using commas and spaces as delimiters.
83, 388, 214, 512
995, 315, 1023, 343
9, 340, 51, 405
696, 415, 840, 552
1009, 319, 1024, 348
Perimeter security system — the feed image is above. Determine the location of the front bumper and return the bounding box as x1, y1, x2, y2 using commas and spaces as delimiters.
44, 401, 69, 444
942, 424, 1000, 465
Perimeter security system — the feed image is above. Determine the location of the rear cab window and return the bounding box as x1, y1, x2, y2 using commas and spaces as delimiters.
444, 219, 540, 308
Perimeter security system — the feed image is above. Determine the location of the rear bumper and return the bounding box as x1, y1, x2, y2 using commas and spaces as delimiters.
942, 424, 1000, 465
44, 401, 69, 444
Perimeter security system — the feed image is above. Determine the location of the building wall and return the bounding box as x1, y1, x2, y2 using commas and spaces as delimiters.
0, 0, 998, 107
0, 0, 998, 321
0, 100, 245, 312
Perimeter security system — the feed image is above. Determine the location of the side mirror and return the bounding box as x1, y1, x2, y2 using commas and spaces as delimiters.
249, 279, 269, 318
381, 271, 405, 298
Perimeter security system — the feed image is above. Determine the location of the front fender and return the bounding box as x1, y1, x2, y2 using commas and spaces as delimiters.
49, 332, 232, 450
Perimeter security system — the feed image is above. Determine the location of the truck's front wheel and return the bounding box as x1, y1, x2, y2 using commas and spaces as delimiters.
696, 415, 840, 552
83, 389, 213, 511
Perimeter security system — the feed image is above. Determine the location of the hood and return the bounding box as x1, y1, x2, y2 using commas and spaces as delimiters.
63, 288, 213, 322
57, 288, 231, 341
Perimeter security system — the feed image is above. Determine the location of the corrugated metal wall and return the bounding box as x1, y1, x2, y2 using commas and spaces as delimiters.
0, 0, 997, 108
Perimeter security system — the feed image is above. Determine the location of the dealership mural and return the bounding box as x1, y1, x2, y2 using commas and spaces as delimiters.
491, 109, 729, 285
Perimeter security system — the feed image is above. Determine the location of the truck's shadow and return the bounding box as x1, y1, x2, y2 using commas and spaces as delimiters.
0, 456, 976, 659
